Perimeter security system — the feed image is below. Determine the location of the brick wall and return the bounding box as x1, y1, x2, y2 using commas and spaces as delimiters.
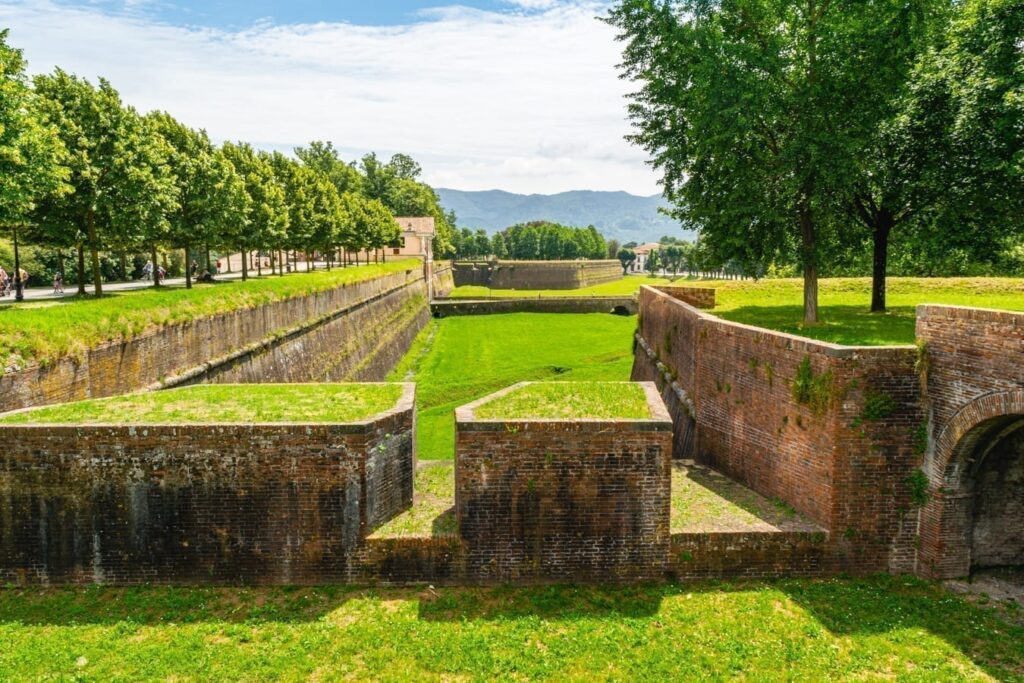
632, 286, 923, 575
0, 266, 431, 412
669, 531, 828, 580
453, 260, 623, 290
0, 385, 414, 585
453, 382, 673, 583
431, 296, 636, 317
652, 285, 716, 309
916, 305, 1024, 577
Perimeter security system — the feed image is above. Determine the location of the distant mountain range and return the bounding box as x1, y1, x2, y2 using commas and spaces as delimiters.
435, 189, 694, 245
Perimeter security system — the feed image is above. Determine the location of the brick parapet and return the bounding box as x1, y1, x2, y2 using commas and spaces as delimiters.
452, 260, 623, 289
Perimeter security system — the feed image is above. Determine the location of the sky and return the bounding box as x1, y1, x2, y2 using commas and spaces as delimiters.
0, 0, 663, 196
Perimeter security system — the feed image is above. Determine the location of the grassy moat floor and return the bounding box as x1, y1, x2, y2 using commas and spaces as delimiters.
450, 275, 1024, 346
472, 381, 650, 420
1, 576, 1021, 680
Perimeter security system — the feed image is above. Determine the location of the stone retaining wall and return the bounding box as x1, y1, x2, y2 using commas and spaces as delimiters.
0, 384, 415, 585
431, 296, 636, 317
453, 382, 673, 583
0, 264, 431, 412
453, 260, 622, 290
632, 286, 923, 575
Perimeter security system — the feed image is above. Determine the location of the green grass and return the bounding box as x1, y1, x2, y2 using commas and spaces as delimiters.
0, 577, 1020, 680
370, 461, 456, 538
0, 259, 420, 372
474, 381, 650, 420
0, 384, 404, 425
387, 313, 636, 459
455, 276, 1024, 346
449, 274, 673, 298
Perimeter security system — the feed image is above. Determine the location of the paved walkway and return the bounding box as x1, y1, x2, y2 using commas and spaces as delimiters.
0, 262, 328, 305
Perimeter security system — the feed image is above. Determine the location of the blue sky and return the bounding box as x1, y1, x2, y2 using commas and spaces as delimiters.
66, 1, 543, 28
3, 0, 659, 195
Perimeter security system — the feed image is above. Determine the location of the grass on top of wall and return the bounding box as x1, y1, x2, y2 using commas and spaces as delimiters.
0, 384, 405, 425
0, 576, 1021, 680
452, 276, 1024, 346
474, 381, 650, 420
0, 259, 421, 373
388, 313, 636, 459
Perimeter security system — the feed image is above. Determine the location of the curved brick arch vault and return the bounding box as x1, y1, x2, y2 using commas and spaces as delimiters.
919, 389, 1024, 578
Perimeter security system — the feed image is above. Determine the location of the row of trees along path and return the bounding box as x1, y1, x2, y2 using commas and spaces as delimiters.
0, 29, 457, 300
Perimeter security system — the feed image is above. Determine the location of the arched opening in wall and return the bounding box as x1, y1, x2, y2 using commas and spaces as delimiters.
966, 418, 1024, 571
611, 305, 631, 316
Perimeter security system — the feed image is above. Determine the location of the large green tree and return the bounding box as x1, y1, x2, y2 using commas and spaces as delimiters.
34, 70, 176, 295
0, 30, 68, 300
608, 0, 941, 323
221, 142, 288, 280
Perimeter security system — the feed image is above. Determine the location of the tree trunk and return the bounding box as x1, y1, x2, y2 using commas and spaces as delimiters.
241, 248, 248, 281
870, 213, 893, 313
257, 251, 262, 277
76, 244, 87, 295
120, 253, 128, 281
151, 245, 160, 288
184, 244, 193, 289
799, 202, 819, 324
87, 209, 103, 296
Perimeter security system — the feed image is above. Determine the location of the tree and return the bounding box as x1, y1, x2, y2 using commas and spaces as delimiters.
221, 142, 288, 280
0, 30, 69, 300
34, 70, 176, 295
663, 244, 684, 276
645, 248, 661, 276
617, 248, 637, 274
607, 238, 621, 259
294, 140, 364, 195
608, 0, 941, 323
492, 232, 509, 258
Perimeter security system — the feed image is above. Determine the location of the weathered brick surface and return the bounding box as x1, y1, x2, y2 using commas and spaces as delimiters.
431, 296, 636, 317
0, 385, 414, 585
669, 531, 829, 580
453, 260, 623, 289
652, 285, 716, 310
432, 262, 455, 297
453, 383, 673, 583
0, 265, 430, 412
916, 305, 1024, 577
633, 286, 923, 575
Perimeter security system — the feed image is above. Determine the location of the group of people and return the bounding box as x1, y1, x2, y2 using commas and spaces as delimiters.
0, 266, 30, 297
141, 260, 167, 283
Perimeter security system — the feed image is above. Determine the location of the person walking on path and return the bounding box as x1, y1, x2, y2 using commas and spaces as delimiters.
52, 271, 64, 294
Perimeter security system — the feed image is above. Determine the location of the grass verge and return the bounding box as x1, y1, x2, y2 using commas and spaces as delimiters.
0, 577, 1020, 680
387, 313, 636, 459
0, 259, 420, 373
473, 381, 649, 420
0, 384, 404, 424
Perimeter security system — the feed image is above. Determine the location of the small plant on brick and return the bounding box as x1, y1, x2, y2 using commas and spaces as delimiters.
790, 355, 835, 415
907, 469, 930, 507
861, 392, 897, 422
914, 421, 929, 455
914, 340, 931, 390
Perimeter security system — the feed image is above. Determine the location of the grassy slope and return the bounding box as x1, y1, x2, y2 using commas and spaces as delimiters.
0, 259, 420, 371
474, 381, 649, 420
451, 276, 1024, 346
0, 577, 1020, 680
0, 384, 404, 424
388, 313, 636, 459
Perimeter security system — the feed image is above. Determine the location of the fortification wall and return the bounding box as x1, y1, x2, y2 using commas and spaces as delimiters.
633, 286, 923, 574
431, 296, 636, 317
452, 383, 673, 583
452, 260, 622, 290
0, 265, 431, 411
0, 386, 415, 585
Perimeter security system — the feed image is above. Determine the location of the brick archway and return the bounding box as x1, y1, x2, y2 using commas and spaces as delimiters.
918, 390, 1024, 578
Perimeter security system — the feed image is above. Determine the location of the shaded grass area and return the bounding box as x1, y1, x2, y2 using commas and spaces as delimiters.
453, 276, 1024, 346
0, 577, 1021, 680
0, 384, 404, 424
0, 259, 420, 372
671, 464, 820, 533
371, 461, 456, 538
387, 313, 636, 460
474, 381, 649, 420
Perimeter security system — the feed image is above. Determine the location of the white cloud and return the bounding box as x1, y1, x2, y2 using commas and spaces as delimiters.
0, 0, 661, 195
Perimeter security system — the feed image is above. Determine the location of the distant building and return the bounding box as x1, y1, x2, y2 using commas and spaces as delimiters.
631, 242, 661, 273
392, 217, 435, 262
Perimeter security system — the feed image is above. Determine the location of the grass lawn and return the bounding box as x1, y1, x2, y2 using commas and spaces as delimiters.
387, 313, 636, 459
0, 384, 404, 425
473, 381, 650, 420
453, 276, 1024, 346
0, 259, 420, 372
0, 577, 1021, 680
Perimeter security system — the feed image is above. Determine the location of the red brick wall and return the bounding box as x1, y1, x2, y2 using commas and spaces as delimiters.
0, 267, 429, 412
652, 285, 716, 309
453, 260, 623, 289
454, 383, 673, 582
633, 286, 923, 575
0, 386, 414, 585
669, 532, 828, 580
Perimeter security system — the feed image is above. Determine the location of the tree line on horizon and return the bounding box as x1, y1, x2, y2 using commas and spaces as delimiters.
609, 0, 1023, 321
450, 221, 609, 261
0, 30, 456, 298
